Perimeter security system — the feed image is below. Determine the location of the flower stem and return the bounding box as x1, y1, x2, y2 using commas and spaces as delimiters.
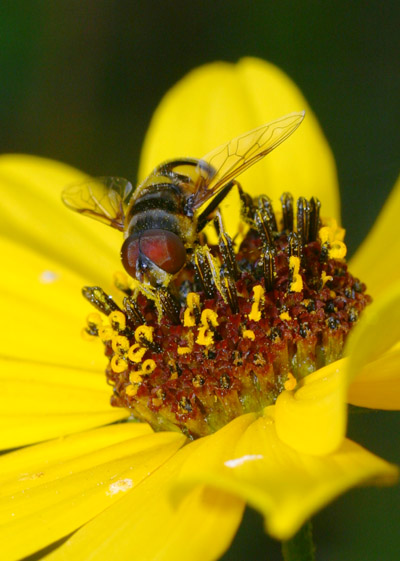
281, 521, 316, 561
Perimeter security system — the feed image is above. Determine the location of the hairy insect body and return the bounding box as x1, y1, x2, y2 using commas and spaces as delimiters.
62, 111, 305, 288
124, 160, 198, 246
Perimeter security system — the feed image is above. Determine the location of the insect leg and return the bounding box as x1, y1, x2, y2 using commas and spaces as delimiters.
196, 180, 235, 232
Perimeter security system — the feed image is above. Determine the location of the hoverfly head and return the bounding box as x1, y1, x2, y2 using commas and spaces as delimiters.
121, 229, 186, 285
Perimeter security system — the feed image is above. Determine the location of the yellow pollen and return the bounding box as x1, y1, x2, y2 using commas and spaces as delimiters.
289, 256, 303, 292
248, 285, 265, 322
195, 308, 218, 347
81, 328, 97, 341
187, 292, 200, 309
111, 355, 128, 373
178, 346, 192, 355
319, 226, 347, 260
134, 325, 154, 344
129, 371, 143, 384
284, 372, 297, 391
196, 325, 214, 347
152, 397, 163, 407
321, 270, 333, 288
243, 329, 255, 340
183, 292, 200, 327
329, 241, 347, 259
318, 226, 334, 244
141, 359, 156, 374
178, 396, 192, 413
113, 271, 132, 292
111, 335, 130, 354
128, 343, 147, 363
200, 308, 219, 328
167, 359, 179, 380
98, 325, 114, 342
183, 308, 195, 327
318, 224, 346, 244
279, 311, 291, 321
109, 311, 126, 332
125, 384, 138, 397
205, 249, 227, 304
321, 218, 345, 241
192, 374, 205, 388
86, 312, 103, 327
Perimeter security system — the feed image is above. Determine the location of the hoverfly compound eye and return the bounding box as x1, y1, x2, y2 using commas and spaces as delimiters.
121, 229, 186, 278
121, 235, 140, 278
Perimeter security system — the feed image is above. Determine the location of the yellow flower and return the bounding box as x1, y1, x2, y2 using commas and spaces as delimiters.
0, 58, 399, 561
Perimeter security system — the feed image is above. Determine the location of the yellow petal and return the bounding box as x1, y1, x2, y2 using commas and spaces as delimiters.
274, 359, 347, 455
174, 409, 398, 541
44, 436, 245, 561
346, 283, 400, 408
348, 345, 400, 409
0, 429, 185, 561
0, 155, 121, 291
350, 174, 400, 298
0, 423, 153, 493
139, 58, 340, 229
0, 236, 111, 371
0, 358, 129, 448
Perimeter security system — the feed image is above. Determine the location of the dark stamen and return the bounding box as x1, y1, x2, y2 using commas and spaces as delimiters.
123, 296, 146, 326
137, 332, 162, 353
262, 245, 275, 292
215, 215, 239, 281
193, 248, 215, 298
255, 209, 274, 247
309, 197, 321, 242
287, 232, 301, 258
158, 287, 180, 324
82, 286, 121, 315
238, 184, 255, 225
297, 197, 310, 246
281, 192, 294, 232
258, 195, 278, 233
221, 272, 239, 314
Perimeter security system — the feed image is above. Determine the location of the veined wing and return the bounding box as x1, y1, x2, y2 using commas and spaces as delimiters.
192, 111, 305, 209
62, 177, 133, 231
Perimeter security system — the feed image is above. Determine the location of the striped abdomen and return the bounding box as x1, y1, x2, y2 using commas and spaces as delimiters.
125, 175, 197, 244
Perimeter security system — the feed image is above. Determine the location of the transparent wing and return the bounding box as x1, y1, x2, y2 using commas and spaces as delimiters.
62, 177, 133, 231
192, 111, 305, 209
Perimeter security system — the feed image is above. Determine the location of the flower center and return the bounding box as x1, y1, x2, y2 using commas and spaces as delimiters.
83, 192, 371, 439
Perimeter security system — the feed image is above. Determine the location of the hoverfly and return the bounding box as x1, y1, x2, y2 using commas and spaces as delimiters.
62, 111, 305, 287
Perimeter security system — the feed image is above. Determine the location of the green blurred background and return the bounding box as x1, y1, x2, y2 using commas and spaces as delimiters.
1, 2, 399, 560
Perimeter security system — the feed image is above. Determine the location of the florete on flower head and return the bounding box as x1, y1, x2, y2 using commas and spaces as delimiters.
81, 188, 371, 439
